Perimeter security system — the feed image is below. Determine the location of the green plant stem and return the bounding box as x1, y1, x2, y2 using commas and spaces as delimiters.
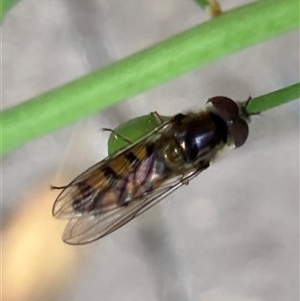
1, 0, 21, 21
246, 83, 300, 114
1, 0, 299, 155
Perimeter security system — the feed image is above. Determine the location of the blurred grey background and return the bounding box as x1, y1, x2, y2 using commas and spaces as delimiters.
2, 0, 299, 301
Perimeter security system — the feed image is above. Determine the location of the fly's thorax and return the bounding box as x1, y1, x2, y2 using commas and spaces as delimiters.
159, 112, 228, 170
160, 137, 187, 170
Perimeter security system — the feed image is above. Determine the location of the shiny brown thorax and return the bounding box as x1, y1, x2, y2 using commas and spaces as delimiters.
159, 111, 228, 173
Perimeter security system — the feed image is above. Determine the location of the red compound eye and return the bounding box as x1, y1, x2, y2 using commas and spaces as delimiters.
207, 96, 240, 123
229, 118, 249, 148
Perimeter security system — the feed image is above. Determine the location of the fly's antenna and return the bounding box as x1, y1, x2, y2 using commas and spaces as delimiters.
239, 96, 260, 121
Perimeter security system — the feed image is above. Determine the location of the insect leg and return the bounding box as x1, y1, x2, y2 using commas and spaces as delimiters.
150, 111, 164, 124
245, 96, 252, 106
181, 161, 210, 185
241, 96, 260, 117
51, 184, 70, 190
102, 128, 132, 144
181, 178, 189, 185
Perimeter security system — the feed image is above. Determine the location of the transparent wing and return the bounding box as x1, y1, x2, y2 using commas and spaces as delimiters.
52, 120, 172, 220
62, 168, 205, 245
52, 162, 110, 219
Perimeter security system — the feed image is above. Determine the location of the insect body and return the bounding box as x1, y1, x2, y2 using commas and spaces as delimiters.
52, 96, 250, 245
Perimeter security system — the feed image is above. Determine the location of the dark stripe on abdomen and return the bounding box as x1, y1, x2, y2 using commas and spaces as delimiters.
146, 143, 155, 157
125, 151, 139, 164
102, 166, 120, 179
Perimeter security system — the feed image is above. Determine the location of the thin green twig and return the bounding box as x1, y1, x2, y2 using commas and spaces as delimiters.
1, 0, 299, 155
246, 83, 300, 114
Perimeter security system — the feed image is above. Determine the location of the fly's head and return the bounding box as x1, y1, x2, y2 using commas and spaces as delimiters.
207, 96, 250, 148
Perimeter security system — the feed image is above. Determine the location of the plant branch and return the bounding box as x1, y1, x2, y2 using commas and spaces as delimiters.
246, 83, 300, 114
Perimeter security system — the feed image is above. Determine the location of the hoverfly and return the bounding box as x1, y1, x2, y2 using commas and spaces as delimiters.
52, 96, 252, 245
